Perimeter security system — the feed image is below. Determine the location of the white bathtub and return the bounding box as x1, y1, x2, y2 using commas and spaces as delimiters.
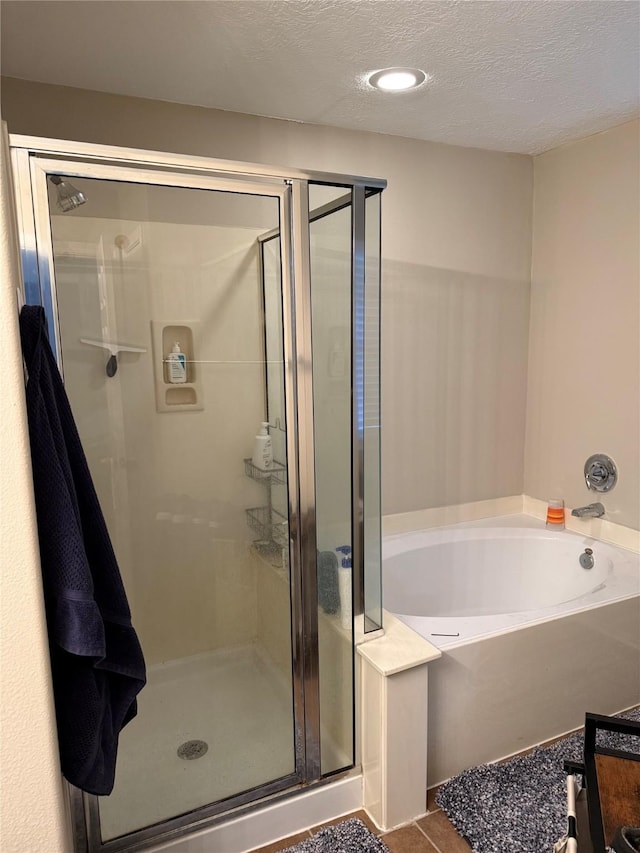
383, 515, 639, 649
383, 514, 640, 785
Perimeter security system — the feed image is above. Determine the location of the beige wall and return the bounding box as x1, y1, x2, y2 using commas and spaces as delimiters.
525, 120, 640, 529
0, 125, 71, 852
1, 77, 534, 514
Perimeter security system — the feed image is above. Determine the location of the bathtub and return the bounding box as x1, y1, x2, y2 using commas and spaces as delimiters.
383, 514, 640, 785
383, 514, 639, 649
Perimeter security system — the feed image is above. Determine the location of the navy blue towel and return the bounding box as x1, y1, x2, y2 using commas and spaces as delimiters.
19, 305, 146, 796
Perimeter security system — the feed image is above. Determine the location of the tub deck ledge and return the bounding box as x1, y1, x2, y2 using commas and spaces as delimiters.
357, 610, 441, 677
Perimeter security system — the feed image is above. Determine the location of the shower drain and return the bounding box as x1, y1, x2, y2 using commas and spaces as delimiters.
177, 740, 209, 760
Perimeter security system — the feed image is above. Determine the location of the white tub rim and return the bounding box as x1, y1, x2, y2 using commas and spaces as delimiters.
383, 514, 640, 650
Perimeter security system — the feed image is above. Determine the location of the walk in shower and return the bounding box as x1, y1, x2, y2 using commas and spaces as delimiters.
11, 137, 384, 852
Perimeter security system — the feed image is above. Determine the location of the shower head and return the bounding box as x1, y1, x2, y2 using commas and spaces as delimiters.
49, 175, 87, 212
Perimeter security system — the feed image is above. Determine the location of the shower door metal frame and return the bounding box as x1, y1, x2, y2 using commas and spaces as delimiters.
10, 135, 386, 853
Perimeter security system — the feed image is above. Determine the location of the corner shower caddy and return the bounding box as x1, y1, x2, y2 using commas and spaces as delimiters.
244, 450, 289, 557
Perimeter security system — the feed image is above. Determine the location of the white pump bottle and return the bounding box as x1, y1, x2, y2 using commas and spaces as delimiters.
167, 341, 187, 384
251, 422, 273, 474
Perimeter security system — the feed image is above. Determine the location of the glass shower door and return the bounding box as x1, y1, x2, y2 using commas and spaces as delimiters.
40, 169, 299, 842
15, 138, 385, 852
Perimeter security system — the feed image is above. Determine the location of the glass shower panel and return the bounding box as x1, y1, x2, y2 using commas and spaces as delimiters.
46, 175, 296, 840
364, 190, 383, 631
308, 185, 354, 775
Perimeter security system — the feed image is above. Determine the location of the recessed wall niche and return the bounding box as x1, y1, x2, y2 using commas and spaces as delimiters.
150, 320, 204, 412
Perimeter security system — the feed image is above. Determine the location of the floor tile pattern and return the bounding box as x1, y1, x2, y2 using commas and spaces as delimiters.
250, 804, 470, 853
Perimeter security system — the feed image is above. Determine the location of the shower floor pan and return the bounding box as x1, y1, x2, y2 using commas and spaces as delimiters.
99, 644, 295, 842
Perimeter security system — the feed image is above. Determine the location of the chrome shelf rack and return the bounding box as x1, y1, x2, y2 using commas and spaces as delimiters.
243, 457, 287, 486
245, 506, 289, 547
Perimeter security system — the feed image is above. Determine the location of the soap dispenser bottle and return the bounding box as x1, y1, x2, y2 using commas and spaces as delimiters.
252, 422, 273, 475
167, 341, 187, 384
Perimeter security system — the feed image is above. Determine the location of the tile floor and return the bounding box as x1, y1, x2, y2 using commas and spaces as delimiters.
248, 716, 617, 853
250, 800, 471, 853
248, 720, 607, 853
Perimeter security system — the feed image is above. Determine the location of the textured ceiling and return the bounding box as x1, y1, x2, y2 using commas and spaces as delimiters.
1, 0, 638, 154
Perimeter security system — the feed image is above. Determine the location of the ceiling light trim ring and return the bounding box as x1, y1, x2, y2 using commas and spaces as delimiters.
367, 67, 428, 92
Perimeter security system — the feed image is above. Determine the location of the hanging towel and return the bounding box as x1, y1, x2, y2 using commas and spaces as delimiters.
317, 550, 340, 614
19, 305, 146, 796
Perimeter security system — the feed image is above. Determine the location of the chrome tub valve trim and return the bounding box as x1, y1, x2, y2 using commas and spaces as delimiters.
584, 454, 617, 493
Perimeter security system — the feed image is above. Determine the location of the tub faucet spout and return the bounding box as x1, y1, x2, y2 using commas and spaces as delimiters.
571, 502, 605, 518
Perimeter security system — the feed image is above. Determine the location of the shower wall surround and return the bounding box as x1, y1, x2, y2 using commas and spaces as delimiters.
52, 214, 267, 664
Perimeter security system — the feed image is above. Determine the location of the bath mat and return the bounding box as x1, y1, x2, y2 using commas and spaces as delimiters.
436, 708, 640, 853
281, 817, 389, 853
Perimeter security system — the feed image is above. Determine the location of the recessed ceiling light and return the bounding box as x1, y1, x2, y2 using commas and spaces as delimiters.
367, 67, 427, 92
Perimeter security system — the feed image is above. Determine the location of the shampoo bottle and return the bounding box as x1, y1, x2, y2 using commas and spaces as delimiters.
167, 341, 187, 384
252, 422, 273, 474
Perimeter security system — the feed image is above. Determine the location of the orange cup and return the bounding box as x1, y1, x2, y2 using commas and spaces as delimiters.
546, 499, 565, 528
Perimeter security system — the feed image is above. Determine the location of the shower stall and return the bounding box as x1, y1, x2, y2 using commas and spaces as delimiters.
11, 137, 384, 852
